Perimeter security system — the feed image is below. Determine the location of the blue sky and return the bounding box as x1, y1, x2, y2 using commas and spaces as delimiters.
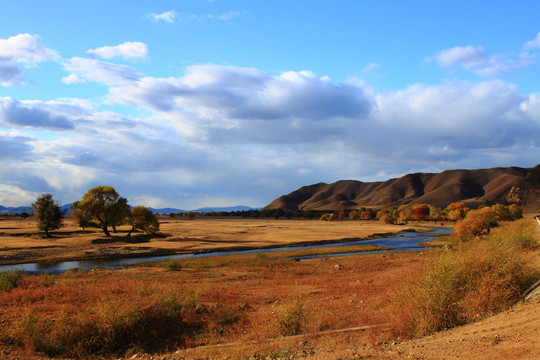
1, 0, 540, 209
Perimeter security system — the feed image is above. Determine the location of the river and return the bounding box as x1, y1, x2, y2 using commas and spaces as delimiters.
0, 227, 451, 274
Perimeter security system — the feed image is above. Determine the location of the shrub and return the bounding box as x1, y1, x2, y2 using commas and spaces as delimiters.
276, 301, 308, 336
7, 290, 187, 357
0, 270, 23, 291
162, 258, 182, 271
319, 213, 335, 221
455, 207, 500, 238
388, 218, 539, 338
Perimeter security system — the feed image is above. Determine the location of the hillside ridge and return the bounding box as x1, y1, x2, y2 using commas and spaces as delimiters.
264, 165, 539, 211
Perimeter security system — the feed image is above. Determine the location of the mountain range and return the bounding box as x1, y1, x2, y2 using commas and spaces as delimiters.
0, 204, 257, 215
264, 165, 540, 212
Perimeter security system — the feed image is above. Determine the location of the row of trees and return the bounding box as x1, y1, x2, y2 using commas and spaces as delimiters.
374, 202, 522, 225
32, 186, 159, 237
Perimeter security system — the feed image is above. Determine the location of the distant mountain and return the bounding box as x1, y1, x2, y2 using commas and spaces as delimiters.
147, 207, 186, 214
192, 206, 257, 213
264, 165, 540, 211
0, 205, 33, 214
1, 203, 257, 215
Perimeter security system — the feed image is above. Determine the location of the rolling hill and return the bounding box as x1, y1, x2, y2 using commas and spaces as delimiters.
264, 165, 540, 211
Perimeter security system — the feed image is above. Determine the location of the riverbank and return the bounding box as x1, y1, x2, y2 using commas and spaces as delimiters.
0, 218, 443, 266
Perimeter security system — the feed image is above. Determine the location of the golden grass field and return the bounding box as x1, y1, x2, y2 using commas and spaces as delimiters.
0, 217, 433, 265
0, 216, 538, 360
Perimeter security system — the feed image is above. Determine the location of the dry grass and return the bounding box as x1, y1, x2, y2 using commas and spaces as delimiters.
0, 249, 421, 358
385, 218, 540, 339
0, 217, 427, 265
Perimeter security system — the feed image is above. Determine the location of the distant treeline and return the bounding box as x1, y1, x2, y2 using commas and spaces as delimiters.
166, 202, 523, 225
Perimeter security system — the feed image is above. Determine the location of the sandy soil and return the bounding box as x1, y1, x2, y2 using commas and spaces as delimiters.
0, 217, 434, 265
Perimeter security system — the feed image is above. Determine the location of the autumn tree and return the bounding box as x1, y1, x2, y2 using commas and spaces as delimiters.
127, 206, 160, 236
491, 204, 523, 221
445, 202, 470, 221
377, 207, 398, 224
413, 204, 429, 221
320, 213, 335, 221
427, 205, 445, 221
360, 209, 375, 220
455, 207, 500, 238
70, 186, 130, 236
32, 193, 65, 237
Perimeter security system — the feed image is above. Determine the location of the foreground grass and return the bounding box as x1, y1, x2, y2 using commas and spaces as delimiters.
386, 218, 540, 339
0, 250, 414, 358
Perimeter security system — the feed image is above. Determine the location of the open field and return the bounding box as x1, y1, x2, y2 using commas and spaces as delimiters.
0, 217, 436, 265
0, 244, 538, 359
0, 217, 538, 359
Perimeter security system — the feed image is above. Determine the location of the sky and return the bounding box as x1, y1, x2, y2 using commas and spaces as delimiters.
1, 0, 540, 209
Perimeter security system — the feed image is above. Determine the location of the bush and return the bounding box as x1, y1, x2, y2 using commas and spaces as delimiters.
276, 301, 308, 336
455, 207, 500, 238
162, 258, 182, 271
7, 290, 188, 357
0, 270, 23, 291
388, 218, 539, 338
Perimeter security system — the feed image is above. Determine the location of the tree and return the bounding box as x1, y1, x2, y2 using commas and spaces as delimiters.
455, 207, 500, 238
445, 202, 470, 221
32, 193, 64, 237
70, 186, 130, 236
127, 206, 160, 236
320, 213, 335, 221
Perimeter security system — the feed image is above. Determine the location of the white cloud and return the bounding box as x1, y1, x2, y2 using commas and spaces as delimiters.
1, 62, 540, 209
0, 33, 54, 64
523, 32, 540, 49
109, 65, 373, 132
145, 10, 177, 23
0, 34, 57, 86
0, 183, 40, 207
61, 73, 85, 84
63, 57, 141, 85
206, 11, 243, 21
0, 97, 75, 130
362, 63, 380, 72
431, 45, 487, 69
429, 45, 535, 77
86, 42, 148, 60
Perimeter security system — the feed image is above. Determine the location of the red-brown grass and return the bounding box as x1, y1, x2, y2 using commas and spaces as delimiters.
385, 218, 540, 339
0, 251, 422, 358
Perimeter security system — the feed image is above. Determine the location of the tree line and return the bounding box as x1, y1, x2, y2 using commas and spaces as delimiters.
32, 186, 159, 237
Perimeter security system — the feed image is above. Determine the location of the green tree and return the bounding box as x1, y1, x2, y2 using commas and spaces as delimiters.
127, 206, 160, 236
70, 186, 130, 236
32, 193, 64, 237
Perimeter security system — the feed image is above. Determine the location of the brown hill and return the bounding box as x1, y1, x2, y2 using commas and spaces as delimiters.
265, 165, 539, 211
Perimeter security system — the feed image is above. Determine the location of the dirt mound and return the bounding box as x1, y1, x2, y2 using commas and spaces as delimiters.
265, 165, 537, 211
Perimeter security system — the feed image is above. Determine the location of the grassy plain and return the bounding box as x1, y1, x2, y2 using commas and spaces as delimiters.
0, 217, 430, 265
0, 217, 538, 359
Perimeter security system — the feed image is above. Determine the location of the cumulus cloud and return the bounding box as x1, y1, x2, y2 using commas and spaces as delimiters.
0, 97, 75, 130
2, 62, 540, 209
61, 73, 85, 84
86, 42, 148, 60
523, 32, 540, 49
145, 10, 177, 23
63, 57, 142, 85
0, 130, 34, 159
428, 45, 534, 77
0, 34, 57, 86
109, 64, 373, 140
